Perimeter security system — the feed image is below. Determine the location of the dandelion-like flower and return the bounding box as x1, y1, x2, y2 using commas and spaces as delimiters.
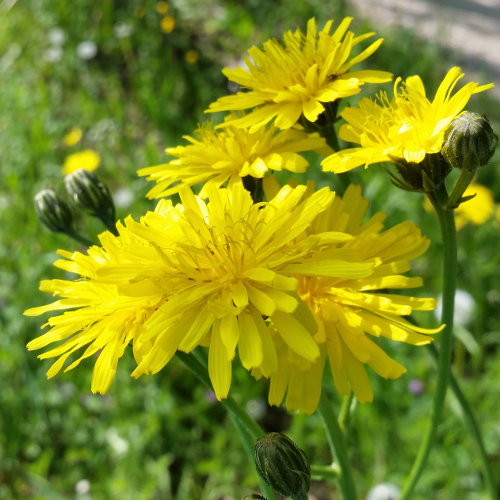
62, 149, 101, 175
206, 18, 392, 131
253, 181, 442, 413
322, 67, 494, 174
26, 183, 377, 398
455, 183, 495, 228
138, 117, 328, 199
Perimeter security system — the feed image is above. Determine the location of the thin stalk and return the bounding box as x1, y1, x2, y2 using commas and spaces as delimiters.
318, 391, 357, 500
445, 168, 476, 209
176, 351, 275, 500
311, 463, 341, 480
338, 392, 354, 432
177, 351, 264, 439
400, 185, 457, 499
64, 230, 95, 247
427, 344, 497, 499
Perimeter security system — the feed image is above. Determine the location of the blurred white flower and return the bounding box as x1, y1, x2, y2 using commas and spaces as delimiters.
435, 289, 475, 327
44, 46, 63, 63
246, 398, 266, 419
113, 187, 134, 208
75, 479, 91, 495
114, 22, 133, 39
48, 28, 66, 45
366, 483, 401, 500
106, 428, 129, 457
77, 41, 98, 60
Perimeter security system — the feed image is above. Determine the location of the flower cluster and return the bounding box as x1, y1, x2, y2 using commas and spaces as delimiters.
26, 181, 438, 413
28, 16, 493, 414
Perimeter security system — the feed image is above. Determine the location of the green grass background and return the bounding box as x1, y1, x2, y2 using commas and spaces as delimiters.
1, 1, 499, 499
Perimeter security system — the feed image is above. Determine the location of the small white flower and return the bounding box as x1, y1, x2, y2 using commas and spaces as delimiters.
435, 289, 475, 327
366, 483, 401, 500
44, 46, 63, 63
77, 41, 98, 60
48, 28, 66, 46
106, 428, 129, 457
75, 479, 91, 495
246, 398, 266, 419
113, 187, 134, 209
114, 22, 133, 39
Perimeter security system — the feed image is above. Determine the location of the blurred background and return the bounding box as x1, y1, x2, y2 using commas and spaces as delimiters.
1, 1, 499, 499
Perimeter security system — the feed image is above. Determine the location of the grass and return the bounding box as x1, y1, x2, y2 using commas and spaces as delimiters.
1, 1, 499, 499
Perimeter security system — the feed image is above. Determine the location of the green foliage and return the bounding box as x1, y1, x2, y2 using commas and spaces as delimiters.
1, 1, 499, 499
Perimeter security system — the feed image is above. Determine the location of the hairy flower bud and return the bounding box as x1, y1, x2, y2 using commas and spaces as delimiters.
34, 189, 74, 234
65, 169, 115, 229
255, 433, 311, 498
441, 112, 498, 171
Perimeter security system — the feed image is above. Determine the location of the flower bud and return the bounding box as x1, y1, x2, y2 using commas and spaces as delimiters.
64, 169, 115, 229
255, 433, 311, 498
441, 112, 498, 171
34, 189, 74, 234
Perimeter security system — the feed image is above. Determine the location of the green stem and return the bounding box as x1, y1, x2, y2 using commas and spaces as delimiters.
400, 185, 457, 499
338, 392, 354, 432
427, 344, 498, 499
446, 168, 476, 209
64, 230, 95, 247
317, 391, 357, 500
311, 463, 341, 480
176, 351, 275, 500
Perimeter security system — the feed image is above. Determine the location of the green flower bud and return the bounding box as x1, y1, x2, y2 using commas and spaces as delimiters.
255, 433, 311, 498
34, 189, 74, 234
441, 112, 498, 171
64, 169, 116, 230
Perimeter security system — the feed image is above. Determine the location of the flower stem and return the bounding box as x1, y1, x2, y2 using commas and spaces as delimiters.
311, 463, 341, 480
445, 168, 476, 209
317, 391, 357, 500
338, 392, 354, 432
64, 230, 95, 247
176, 350, 275, 500
427, 344, 498, 499
400, 185, 457, 499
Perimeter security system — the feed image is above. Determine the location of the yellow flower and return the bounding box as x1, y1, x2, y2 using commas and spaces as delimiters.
62, 150, 100, 175
24, 225, 166, 394
455, 183, 495, 229
184, 50, 199, 64
206, 18, 392, 131
161, 15, 175, 34
322, 67, 494, 174
27, 183, 375, 398
138, 117, 329, 199
63, 127, 83, 146
156, 1, 169, 15
253, 181, 442, 413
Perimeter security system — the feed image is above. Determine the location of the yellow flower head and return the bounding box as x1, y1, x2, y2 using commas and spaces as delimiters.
63, 127, 83, 146
322, 67, 494, 174
27, 183, 370, 398
138, 117, 328, 199
455, 183, 495, 229
253, 181, 442, 413
161, 15, 175, 34
24, 225, 166, 394
206, 18, 392, 131
62, 149, 101, 175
